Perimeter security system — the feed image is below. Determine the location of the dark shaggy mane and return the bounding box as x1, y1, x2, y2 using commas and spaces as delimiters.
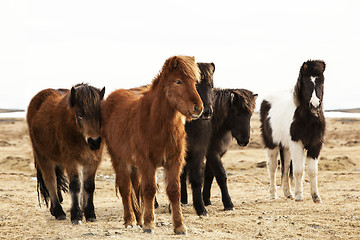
212, 88, 256, 127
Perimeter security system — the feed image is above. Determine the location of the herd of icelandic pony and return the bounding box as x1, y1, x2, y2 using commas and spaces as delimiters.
26, 55, 326, 235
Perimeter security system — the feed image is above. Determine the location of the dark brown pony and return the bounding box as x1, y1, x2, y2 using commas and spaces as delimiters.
27, 83, 105, 224
102, 56, 203, 234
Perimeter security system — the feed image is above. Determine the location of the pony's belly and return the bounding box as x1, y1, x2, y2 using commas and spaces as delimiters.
266, 91, 296, 148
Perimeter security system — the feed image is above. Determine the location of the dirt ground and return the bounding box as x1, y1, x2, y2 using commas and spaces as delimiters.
0, 113, 359, 239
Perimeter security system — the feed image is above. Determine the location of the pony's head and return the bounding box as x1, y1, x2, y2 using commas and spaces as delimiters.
294, 60, 326, 117
197, 62, 215, 120
161, 56, 203, 120
69, 83, 105, 150
228, 89, 257, 146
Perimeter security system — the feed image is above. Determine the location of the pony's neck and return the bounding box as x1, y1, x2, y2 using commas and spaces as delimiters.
212, 91, 230, 132
142, 76, 180, 129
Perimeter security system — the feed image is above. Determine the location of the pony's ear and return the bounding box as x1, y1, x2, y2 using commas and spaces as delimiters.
69, 87, 77, 108
321, 61, 326, 72
171, 56, 179, 69
253, 93, 258, 101
302, 62, 308, 73
211, 62, 215, 73
230, 92, 235, 103
100, 87, 105, 100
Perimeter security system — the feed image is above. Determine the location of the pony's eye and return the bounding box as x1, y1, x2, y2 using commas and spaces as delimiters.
176, 80, 182, 85
76, 113, 84, 119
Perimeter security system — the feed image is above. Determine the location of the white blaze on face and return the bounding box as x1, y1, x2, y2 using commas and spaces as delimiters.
310, 76, 320, 108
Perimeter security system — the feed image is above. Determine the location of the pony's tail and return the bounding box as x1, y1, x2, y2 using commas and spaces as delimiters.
35, 162, 50, 208
130, 166, 143, 217
55, 166, 68, 203
280, 147, 293, 181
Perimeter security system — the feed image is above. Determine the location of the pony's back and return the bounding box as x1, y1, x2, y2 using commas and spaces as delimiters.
27, 89, 60, 126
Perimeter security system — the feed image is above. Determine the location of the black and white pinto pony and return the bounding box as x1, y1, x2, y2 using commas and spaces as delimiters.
260, 60, 326, 203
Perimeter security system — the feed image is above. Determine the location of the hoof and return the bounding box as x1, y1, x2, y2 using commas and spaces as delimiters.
286, 194, 294, 200
196, 209, 208, 217
312, 194, 322, 203
176, 230, 187, 235
269, 194, 277, 200
71, 219, 82, 225
143, 229, 155, 234
56, 215, 66, 220
204, 201, 212, 206
224, 207, 235, 211
174, 226, 187, 235
295, 196, 304, 202
86, 218, 97, 222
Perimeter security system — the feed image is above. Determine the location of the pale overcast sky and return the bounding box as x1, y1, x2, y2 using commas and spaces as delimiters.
1, 0, 359, 110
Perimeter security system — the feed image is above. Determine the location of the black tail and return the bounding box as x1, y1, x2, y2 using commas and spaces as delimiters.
280, 147, 293, 180
55, 166, 68, 201
36, 163, 68, 207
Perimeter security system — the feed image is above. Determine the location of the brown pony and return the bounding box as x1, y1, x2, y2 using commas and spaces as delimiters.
102, 56, 203, 234
27, 83, 105, 224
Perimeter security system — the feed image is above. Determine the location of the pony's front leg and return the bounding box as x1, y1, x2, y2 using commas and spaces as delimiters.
306, 146, 322, 203
289, 141, 305, 202
140, 164, 157, 233
82, 161, 101, 222
281, 148, 294, 199
265, 147, 279, 199
67, 168, 82, 224
164, 160, 187, 235
206, 151, 234, 211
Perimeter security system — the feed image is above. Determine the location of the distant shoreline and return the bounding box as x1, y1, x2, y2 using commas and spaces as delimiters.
0, 109, 25, 113
325, 108, 360, 113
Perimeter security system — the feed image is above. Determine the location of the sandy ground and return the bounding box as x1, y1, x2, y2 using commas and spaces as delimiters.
0, 114, 359, 239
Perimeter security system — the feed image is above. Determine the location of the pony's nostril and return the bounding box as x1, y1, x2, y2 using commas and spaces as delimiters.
194, 104, 198, 112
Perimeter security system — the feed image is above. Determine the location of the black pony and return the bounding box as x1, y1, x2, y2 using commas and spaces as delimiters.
181, 88, 257, 216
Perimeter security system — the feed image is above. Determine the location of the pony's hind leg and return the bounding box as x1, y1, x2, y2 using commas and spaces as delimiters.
82, 161, 101, 222
281, 148, 294, 199
66, 166, 83, 224
187, 151, 208, 216
289, 141, 305, 202
114, 161, 136, 228
130, 166, 143, 226
266, 147, 279, 199
36, 154, 66, 220
202, 161, 214, 206
164, 160, 187, 235
180, 165, 188, 204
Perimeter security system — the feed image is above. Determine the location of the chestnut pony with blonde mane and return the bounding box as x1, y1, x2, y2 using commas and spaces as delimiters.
102, 56, 203, 234
27, 83, 105, 224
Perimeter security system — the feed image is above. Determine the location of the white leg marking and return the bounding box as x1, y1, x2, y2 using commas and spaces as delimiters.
266, 148, 279, 199
281, 148, 293, 199
289, 141, 305, 201
306, 157, 322, 203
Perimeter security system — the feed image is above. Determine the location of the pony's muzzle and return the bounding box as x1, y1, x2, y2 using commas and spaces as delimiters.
192, 104, 203, 119
88, 137, 101, 150
200, 106, 213, 120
